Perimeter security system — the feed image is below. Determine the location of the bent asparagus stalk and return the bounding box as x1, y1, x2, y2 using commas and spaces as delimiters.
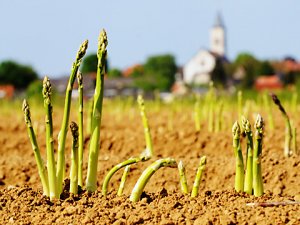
130, 158, 177, 202
22, 100, 49, 196
102, 157, 142, 196
270, 93, 292, 157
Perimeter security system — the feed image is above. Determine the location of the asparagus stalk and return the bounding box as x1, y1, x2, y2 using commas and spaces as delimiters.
194, 98, 201, 132
253, 114, 264, 197
22, 100, 49, 196
137, 95, 153, 159
215, 102, 223, 132
86, 30, 108, 192
232, 121, 244, 192
117, 165, 131, 196
237, 90, 242, 121
207, 82, 214, 132
293, 126, 298, 155
42, 77, 58, 200
178, 161, 188, 195
130, 158, 177, 202
86, 98, 94, 137
263, 93, 274, 130
191, 156, 206, 197
77, 72, 84, 187
102, 157, 142, 196
242, 117, 254, 195
270, 93, 292, 157
57, 40, 88, 194
69, 121, 79, 194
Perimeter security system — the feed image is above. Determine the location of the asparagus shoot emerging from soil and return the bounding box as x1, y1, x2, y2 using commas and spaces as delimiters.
57, 40, 88, 194
42, 77, 58, 200
137, 95, 153, 159
86, 30, 108, 192
22, 100, 49, 196
293, 126, 298, 155
69, 122, 79, 194
270, 93, 292, 157
253, 114, 264, 197
102, 157, 142, 196
178, 161, 189, 194
191, 156, 206, 197
77, 72, 84, 187
242, 117, 254, 195
232, 121, 244, 192
117, 165, 131, 196
130, 158, 177, 202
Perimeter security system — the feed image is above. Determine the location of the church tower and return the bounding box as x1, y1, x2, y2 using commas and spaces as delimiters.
210, 13, 226, 56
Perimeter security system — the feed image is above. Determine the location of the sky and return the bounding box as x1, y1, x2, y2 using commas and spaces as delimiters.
1, 0, 299, 78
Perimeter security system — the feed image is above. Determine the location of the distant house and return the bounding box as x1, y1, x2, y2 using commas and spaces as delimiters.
254, 75, 283, 91
183, 13, 228, 85
103, 77, 136, 97
0, 85, 14, 99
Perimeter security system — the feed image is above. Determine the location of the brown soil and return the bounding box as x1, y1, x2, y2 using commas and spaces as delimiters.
0, 105, 299, 224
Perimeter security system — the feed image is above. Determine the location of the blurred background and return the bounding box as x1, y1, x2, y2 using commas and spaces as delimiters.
0, 0, 300, 99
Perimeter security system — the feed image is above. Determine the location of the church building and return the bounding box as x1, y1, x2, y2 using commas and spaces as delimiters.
183, 13, 227, 85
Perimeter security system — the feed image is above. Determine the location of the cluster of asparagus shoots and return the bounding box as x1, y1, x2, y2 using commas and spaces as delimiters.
270, 93, 297, 157
22, 30, 108, 200
102, 95, 207, 202
194, 82, 224, 132
23, 29, 208, 202
232, 114, 264, 197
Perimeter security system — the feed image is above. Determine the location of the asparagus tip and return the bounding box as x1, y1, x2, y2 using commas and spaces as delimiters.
241, 116, 251, 132
199, 156, 207, 166
77, 40, 89, 60
22, 99, 31, 123
98, 29, 108, 52
70, 121, 79, 138
255, 114, 264, 130
42, 76, 52, 100
232, 121, 241, 137
178, 160, 185, 170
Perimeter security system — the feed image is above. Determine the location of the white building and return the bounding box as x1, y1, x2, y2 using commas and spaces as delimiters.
183, 13, 227, 85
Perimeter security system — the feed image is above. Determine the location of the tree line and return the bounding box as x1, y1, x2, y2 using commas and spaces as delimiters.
1, 52, 299, 94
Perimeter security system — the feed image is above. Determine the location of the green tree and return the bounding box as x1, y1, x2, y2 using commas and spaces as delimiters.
233, 53, 260, 88
81, 53, 97, 73
211, 58, 228, 87
107, 68, 122, 78
81, 53, 109, 74
134, 54, 177, 91
0, 60, 38, 89
257, 61, 274, 76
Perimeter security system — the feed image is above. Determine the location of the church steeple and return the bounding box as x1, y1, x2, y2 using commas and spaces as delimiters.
214, 12, 224, 28
210, 12, 226, 56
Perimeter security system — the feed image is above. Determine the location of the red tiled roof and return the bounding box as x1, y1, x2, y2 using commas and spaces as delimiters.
0, 85, 14, 99
255, 75, 283, 91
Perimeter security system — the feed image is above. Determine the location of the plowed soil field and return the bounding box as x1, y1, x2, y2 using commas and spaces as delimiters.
0, 102, 299, 224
